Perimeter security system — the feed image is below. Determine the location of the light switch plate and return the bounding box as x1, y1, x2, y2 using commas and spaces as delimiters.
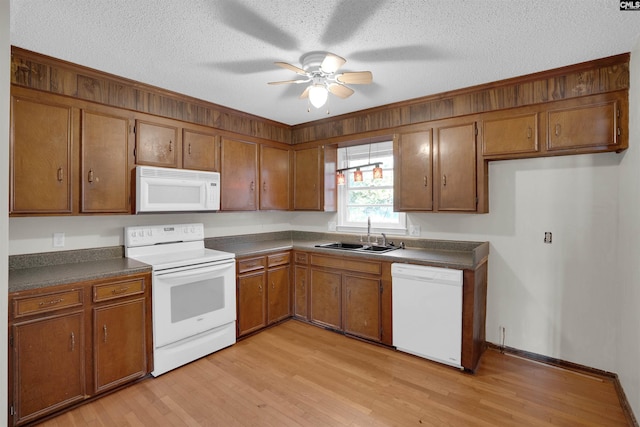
409, 225, 421, 236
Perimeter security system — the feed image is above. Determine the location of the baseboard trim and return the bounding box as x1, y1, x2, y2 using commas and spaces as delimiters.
486, 342, 638, 427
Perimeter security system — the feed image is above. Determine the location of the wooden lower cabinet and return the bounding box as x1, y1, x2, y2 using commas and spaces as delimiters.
12, 311, 86, 426
236, 251, 291, 338
93, 298, 147, 394
8, 272, 152, 426
237, 271, 267, 336
309, 269, 342, 330
343, 275, 382, 342
302, 252, 391, 345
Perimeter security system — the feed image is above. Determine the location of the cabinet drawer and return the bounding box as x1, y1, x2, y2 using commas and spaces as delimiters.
238, 256, 266, 274
93, 278, 145, 302
310, 254, 382, 275
13, 289, 84, 318
294, 252, 308, 264
268, 252, 290, 267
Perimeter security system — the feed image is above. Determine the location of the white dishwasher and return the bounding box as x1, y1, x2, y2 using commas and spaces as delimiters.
392, 263, 463, 369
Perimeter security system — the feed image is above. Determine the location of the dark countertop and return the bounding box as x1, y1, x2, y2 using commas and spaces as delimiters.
206, 231, 489, 271
9, 231, 488, 294
9, 248, 152, 293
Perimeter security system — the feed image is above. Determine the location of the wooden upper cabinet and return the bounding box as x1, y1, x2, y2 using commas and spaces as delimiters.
547, 97, 619, 152
436, 121, 478, 212
10, 93, 75, 214
135, 119, 179, 168
482, 112, 539, 158
293, 145, 337, 211
220, 137, 258, 211
81, 109, 130, 213
394, 130, 433, 211
260, 145, 290, 210
182, 128, 218, 171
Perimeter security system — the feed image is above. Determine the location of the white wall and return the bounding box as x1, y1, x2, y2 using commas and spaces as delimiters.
8, 211, 293, 255
1, 0, 10, 421
617, 39, 640, 415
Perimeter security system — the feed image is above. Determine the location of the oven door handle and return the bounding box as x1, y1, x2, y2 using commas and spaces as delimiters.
154, 261, 234, 279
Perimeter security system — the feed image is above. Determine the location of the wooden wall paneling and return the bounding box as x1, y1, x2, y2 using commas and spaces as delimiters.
291, 54, 629, 144
10, 47, 291, 144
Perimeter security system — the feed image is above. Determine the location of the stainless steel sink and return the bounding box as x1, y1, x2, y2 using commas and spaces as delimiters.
314, 242, 399, 253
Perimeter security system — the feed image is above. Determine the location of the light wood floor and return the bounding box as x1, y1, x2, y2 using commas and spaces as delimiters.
39, 320, 630, 426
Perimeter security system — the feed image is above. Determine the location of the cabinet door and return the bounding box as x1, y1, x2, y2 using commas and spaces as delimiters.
483, 113, 538, 158
182, 128, 218, 171
135, 120, 179, 167
267, 265, 291, 324
260, 145, 290, 210
81, 109, 130, 213
547, 100, 618, 151
221, 138, 258, 211
394, 131, 433, 211
309, 269, 342, 330
10, 95, 74, 214
344, 275, 381, 342
294, 265, 308, 320
293, 147, 322, 210
12, 312, 85, 425
93, 299, 147, 394
436, 122, 477, 211
237, 272, 266, 336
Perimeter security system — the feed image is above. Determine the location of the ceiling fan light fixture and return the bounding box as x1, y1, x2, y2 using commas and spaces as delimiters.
308, 84, 328, 108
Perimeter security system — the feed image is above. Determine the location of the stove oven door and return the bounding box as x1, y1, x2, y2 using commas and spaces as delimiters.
153, 259, 235, 348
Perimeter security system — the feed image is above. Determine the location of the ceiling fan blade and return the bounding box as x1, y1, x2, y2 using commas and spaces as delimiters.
336, 71, 373, 85
300, 86, 311, 99
321, 53, 346, 73
328, 83, 354, 99
275, 61, 307, 76
268, 79, 310, 85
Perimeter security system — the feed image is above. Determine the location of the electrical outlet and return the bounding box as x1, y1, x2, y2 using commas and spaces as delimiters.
328, 221, 337, 232
53, 232, 65, 248
409, 225, 421, 236
544, 232, 552, 244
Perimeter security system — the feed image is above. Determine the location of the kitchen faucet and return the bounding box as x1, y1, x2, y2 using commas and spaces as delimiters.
367, 217, 371, 244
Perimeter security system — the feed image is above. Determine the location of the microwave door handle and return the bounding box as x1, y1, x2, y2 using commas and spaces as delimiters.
155, 262, 234, 279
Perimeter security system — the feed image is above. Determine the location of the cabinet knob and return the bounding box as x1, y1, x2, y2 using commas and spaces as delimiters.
88, 169, 94, 183
423, 176, 428, 187
57, 167, 64, 182
250, 181, 255, 191
263, 181, 267, 192
555, 124, 561, 137
103, 325, 108, 343
258, 284, 263, 293
442, 174, 447, 187
70, 332, 75, 351
526, 126, 532, 139
169, 140, 173, 152
188, 143, 192, 155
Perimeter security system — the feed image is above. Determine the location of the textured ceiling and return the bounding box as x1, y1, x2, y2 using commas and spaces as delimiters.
9, 0, 640, 126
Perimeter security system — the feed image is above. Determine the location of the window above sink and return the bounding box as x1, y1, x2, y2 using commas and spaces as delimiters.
336, 141, 407, 234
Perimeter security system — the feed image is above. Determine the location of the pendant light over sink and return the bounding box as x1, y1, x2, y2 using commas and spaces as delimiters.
336, 145, 382, 185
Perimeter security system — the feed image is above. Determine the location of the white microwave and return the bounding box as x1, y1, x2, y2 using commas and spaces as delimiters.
135, 166, 220, 213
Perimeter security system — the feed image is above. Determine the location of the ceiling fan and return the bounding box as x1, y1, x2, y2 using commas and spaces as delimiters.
268, 51, 373, 109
